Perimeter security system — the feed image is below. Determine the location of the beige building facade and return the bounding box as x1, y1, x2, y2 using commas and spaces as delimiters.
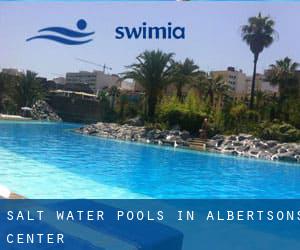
65, 70, 120, 92
211, 67, 248, 98
211, 67, 278, 99
245, 73, 278, 96
1, 68, 24, 76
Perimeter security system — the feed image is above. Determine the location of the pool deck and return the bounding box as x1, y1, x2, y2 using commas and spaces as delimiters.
9, 192, 25, 199
0, 114, 32, 121
0, 184, 25, 199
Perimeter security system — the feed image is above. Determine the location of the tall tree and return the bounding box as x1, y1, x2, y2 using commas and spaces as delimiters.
241, 13, 276, 109
0, 73, 6, 112
191, 71, 207, 100
172, 58, 199, 101
267, 57, 299, 100
205, 74, 229, 109
122, 50, 174, 119
108, 85, 120, 110
267, 57, 299, 121
16, 70, 44, 107
0, 73, 18, 113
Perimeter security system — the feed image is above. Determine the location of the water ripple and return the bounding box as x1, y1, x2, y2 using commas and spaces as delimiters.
0, 121, 299, 198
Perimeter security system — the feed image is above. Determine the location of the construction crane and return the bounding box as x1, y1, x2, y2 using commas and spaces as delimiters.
75, 58, 112, 74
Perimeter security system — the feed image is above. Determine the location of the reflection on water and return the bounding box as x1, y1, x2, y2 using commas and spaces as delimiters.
0, 121, 299, 198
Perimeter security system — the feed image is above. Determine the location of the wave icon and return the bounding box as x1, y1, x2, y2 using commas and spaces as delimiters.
26, 19, 94, 45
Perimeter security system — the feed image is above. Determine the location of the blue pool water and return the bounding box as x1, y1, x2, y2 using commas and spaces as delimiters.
0, 121, 299, 198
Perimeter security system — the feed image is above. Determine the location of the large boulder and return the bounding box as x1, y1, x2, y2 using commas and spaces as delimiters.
75, 123, 300, 164
75, 122, 193, 148
237, 134, 254, 141
211, 134, 225, 140
180, 131, 191, 140
277, 152, 298, 162
31, 100, 62, 122
125, 116, 144, 126
208, 132, 300, 163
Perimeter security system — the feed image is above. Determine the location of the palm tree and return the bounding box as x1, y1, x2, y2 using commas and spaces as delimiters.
122, 50, 174, 119
108, 85, 120, 110
16, 71, 44, 107
205, 74, 229, 109
241, 13, 276, 109
267, 57, 299, 121
0, 73, 7, 112
267, 57, 299, 100
191, 71, 207, 100
0, 73, 19, 113
255, 90, 268, 109
97, 89, 109, 102
119, 93, 129, 120
172, 58, 199, 101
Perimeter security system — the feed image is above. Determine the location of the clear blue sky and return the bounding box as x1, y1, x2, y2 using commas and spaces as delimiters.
0, 2, 300, 79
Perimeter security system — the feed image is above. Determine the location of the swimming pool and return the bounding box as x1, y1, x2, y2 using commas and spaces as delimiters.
0, 121, 299, 198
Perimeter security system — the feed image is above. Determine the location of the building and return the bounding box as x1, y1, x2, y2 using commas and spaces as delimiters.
211, 67, 278, 99
63, 83, 94, 94
1, 68, 24, 76
50, 89, 97, 101
245, 73, 278, 96
53, 77, 66, 85
164, 66, 248, 99
120, 80, 144, 92
211, 67, 248, 98
120, 80, 135, 91
65, 70, 120, 93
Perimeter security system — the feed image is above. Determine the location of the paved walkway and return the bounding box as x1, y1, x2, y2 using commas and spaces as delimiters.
0, 114, 32, 121
9, 192, 25, 199
0, 184, 24, 199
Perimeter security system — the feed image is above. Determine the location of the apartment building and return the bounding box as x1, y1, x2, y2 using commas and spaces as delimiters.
1, 68, 24, 76
245, 73, 278, 96
53, 77, 66, 85
211, 67, 248, 98
212, 67, 278, 99
65, 70, 120, 92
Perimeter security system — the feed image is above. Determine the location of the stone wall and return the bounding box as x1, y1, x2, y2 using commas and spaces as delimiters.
207, 134, 300, 163
47, 95, 112, 123
75, 122, 191, 147
75, 123, 300, 164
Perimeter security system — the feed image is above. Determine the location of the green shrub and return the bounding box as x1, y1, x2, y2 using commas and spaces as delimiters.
157, 95, 207, 133
209, 109, 225, 135
115, 93, 145, 122
287, 99, 300, 129
228, 103, 260, 133
185, 90, 202, 113
258, 122, 300, 142
159, 109, 206, 133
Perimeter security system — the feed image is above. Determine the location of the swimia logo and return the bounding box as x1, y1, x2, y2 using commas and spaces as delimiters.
26, 19, 95, 45
115, 22, 185, 40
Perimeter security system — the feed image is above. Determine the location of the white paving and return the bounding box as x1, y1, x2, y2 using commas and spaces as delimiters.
0, 183, 11, 198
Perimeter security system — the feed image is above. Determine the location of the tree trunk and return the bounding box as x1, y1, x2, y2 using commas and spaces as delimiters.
209, 90, 214, 107
176, 84, 183, 102
250, 53, 259, 109
0, 94, 3, 113
147, 95, 157, 120
111, 96, 115, 110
